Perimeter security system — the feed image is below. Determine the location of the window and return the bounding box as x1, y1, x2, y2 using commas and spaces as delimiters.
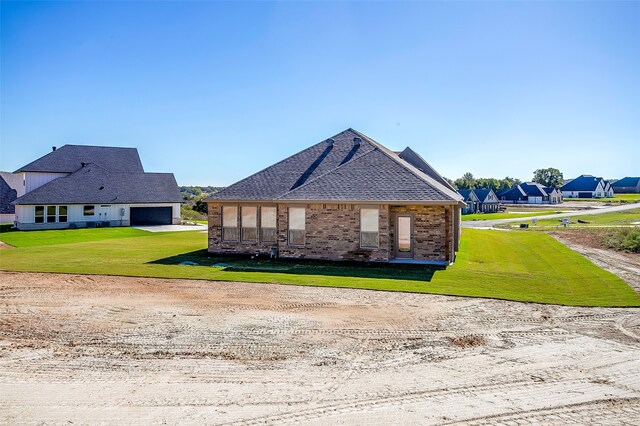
241, 206, 257, 242
46, 206, 56, 223
84, 205, 95, 216
360, 208, 379, 248
35, 206, 44, 223
261, 206, 277, 242
288, 207, 305, 246
58, 206, 68, 223
222, 205, 238, 241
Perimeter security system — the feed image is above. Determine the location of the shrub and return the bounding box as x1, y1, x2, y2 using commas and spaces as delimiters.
604, 229, 640, 253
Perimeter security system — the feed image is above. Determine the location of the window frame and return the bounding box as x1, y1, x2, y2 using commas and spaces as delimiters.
240, 205, 258, 243
287, 206, 306, 247
35, 205, 45, 223
360, 207, 380, 249
83, 205, 95, 216
58, 206, 68, 223
222, 205, 239, 242
260, 206, 277, 243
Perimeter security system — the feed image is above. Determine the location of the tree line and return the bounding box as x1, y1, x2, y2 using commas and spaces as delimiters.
449, 168, 563, 191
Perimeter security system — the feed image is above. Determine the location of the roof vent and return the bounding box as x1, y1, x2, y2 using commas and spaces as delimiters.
99, 185, 104, 190
81, 162, 86, 167
353, 137, 361, 146
326, 138, 334, 146
52, 146, 57, 151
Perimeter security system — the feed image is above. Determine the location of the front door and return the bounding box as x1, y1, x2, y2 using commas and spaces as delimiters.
395, 214, 413, 259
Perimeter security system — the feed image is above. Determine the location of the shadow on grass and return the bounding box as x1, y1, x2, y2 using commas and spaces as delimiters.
149, 249, 442, 281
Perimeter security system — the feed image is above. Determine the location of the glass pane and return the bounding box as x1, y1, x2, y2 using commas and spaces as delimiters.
261, 207, 277, 228
241, 206, 257, 228
222, 227, 239, 241
289, 207, 305, 230
289, 229, 305, 246
47, 206, 56, 215
59, 206, 68, 215
84, 205, 95, 216
361, 231, 379, 248
58, 216, 67, 223
35, 206, 44, 216
242, 227, 257, 241
261, 227, 277, 242
360, 209, 378, 232
47, 215, 56, 223
35, 216, 44, 223
222, 206, 237, 227
398, 216, 411, 252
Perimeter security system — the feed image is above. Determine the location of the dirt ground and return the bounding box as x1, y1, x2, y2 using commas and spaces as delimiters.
551, 231, 640, 293
1, 272, 639, 425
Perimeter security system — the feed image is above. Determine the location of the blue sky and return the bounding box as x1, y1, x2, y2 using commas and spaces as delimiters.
1, 1, 639, 185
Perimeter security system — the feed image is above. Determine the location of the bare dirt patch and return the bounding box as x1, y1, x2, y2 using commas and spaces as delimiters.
551, 230, 640, 292
1, 271, 639, 424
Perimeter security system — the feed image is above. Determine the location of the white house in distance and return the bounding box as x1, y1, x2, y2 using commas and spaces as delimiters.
12, 145, 182, 230
561, 175, 614, 199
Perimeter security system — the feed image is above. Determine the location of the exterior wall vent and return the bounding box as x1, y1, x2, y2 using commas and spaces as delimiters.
353, 137, 361, 146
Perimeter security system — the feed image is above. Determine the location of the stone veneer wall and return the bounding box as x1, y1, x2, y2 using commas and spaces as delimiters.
208, 202, 452, 263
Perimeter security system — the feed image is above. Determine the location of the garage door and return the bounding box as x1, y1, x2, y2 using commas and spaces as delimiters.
578, 192, 592, 198
130, 207, 172, 225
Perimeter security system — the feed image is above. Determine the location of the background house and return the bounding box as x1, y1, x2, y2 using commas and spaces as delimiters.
12, 145, 182, 230
611, 177, 640, 194
561, 175, 614, 198
473, 189, 500, 212
497, 183, 562, 204
458, 189, 480, 214
206, 129, 464, 264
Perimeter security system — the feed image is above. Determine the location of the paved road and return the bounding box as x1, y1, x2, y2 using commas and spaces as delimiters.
462, 202, 640, 229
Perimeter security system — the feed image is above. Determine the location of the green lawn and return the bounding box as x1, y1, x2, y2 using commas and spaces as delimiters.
567, 194, 640, 203
462, 211, 561, 221
1, 227, 638, 306
529, 208, 640, 228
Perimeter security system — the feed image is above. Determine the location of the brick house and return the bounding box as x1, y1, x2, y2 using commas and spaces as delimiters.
206, 129, 464, 264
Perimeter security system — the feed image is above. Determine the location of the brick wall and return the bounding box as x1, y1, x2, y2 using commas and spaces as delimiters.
389, 205, 451, 262
208, 202, 452, 263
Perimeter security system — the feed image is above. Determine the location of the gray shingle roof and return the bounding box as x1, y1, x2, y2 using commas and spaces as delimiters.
15, 145, 144, 173
0, 173, 18, 214
472, 189, 497, 202
520, 182, 548, 197
206, 129, 463, 204
13, 164, 182, 205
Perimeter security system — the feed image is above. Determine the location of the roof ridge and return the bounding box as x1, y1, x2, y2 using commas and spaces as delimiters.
350, 129, 462, 202
275, 148, 377, 199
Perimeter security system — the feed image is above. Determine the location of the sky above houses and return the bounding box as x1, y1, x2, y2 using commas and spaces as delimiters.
1, 1, 639, 186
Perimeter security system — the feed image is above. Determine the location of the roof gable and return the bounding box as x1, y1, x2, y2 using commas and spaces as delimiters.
472, 188, 496, 202
15, 145, 144, 173
207, 129, 462, 204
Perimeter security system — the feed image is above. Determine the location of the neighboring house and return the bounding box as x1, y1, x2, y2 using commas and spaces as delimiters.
12, 145, 182, 230
611, 177, 640, 194
206, 129, 465, 264
497, 186, 527, 204
458, 189, 480, 214
561, 175, 614, 198
497, 183, 562, 204
0, 172, 22, 223
473, 189, 500, 212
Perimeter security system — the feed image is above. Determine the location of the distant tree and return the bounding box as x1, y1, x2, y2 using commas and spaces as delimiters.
532, 168, 563, 188
444, 177, 456, 189
192, 195, 208, 215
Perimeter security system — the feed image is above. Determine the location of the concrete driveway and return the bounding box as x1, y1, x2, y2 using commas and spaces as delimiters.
463, 202, 640, 228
